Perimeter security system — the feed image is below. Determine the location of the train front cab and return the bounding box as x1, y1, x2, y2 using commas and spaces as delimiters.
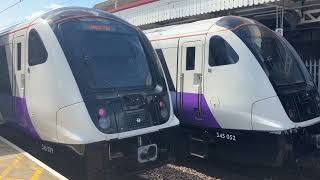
47, 11, 180, 178
0, 8, 180, 179
154, 16, 320, 166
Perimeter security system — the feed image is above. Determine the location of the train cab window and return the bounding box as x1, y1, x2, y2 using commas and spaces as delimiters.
186, 47, 195, 70
17, 43, 21, 71
28, 29, 48, 66
209, 36, 239, 67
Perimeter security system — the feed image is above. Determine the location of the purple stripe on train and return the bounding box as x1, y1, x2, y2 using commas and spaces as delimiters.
170, 91, 221, 128
15, 97, 40, 139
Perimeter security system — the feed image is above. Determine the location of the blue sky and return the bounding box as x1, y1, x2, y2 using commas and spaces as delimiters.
0, 0, 105, 28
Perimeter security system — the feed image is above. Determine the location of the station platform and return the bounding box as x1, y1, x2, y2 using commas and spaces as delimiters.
0, 136, 67, 180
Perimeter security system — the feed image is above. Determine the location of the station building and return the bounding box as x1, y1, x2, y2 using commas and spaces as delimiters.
95, 0, 320, 90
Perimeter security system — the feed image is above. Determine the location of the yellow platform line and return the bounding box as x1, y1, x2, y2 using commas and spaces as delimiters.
0, 155, 24, 179
30, 166, 43, 180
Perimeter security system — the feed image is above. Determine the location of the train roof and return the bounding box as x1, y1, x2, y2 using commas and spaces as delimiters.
144, 16, 257, 40
0, 7, 130, 36
144, 17, 222, 40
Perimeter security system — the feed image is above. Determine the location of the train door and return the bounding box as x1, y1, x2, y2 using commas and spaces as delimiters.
178, 39, 204, 124
204, 31, 252, 130
0, 44, 14, 124
13, 34, 26, 127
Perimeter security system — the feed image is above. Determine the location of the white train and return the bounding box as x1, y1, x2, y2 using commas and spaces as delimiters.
0, 7, 179, 178
145, 16, 320, 166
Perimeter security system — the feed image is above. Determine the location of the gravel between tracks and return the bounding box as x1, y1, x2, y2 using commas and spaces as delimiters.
142, 164, 218, 180
140, 154, 320, 180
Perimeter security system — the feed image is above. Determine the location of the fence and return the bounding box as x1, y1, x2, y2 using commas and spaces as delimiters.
305, 59, 320, 91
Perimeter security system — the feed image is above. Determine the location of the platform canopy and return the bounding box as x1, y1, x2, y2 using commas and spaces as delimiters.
95, 0, 280, 26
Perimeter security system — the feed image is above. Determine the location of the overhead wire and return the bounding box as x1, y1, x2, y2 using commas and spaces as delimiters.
0, 0, 95, 17
0, 0, 25, 15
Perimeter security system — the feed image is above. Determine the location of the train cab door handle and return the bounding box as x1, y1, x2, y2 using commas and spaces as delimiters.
193, 73, 202, 86
180, 73, 184, 91
197, 74, 203, 114
180, 73, 184, 111
27, 68, 30, 74
21, 74, 25, 88
210, 97, 220, 109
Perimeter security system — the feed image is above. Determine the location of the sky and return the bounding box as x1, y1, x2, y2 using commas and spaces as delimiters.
0, 0, 105, 29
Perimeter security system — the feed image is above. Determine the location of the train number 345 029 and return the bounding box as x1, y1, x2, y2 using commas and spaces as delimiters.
216, 132, 236, 141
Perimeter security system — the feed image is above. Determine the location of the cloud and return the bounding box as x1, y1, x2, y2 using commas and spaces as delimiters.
25, 10, 46, 20
46, 3, 64, 10
25, 3, 64, 21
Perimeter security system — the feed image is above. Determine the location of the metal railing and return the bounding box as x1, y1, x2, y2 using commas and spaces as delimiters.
305, 59, 320, 91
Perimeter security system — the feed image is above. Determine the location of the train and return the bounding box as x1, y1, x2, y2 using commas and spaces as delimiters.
0, 7, 179, 179
145, 16, 320, 166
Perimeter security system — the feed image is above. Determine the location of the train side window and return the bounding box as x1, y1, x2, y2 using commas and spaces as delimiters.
28, 29, 48, 66
186, 47, 195, 70
17, 43, 21, 71
209, 36, 239, 67
155, 49, 175, 91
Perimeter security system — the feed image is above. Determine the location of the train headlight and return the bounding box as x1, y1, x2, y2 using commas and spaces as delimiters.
159, 100, 169, 120
98, 108, 111, 129
315, 95, 320, 109
288, 109, 297, 120
159, 101, 165, 108
99, 116, 111, 129
160, 107, 169, 119
98, 108, 106, 117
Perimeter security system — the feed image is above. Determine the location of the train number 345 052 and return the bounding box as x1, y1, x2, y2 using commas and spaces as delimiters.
216, 132, 236, 141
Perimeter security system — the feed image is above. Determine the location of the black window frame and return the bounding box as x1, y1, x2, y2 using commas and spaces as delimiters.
155, 49, 176, 91
209, 36, 239, 67
0, 45, 12, 94
28, 29, 48, 66
17, 43, 21, 71
186, 47, 196, 70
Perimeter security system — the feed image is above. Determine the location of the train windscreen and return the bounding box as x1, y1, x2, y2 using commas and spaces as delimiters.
235, 24, 313, 88
216, 16, 313, 88
53, 17, 155, 91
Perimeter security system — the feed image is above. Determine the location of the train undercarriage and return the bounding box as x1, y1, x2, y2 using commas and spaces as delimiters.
84, 129, 175, 179
175, 123, 320, 167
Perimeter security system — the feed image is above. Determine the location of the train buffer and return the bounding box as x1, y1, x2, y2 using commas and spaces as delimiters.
0, 136, 67, 180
